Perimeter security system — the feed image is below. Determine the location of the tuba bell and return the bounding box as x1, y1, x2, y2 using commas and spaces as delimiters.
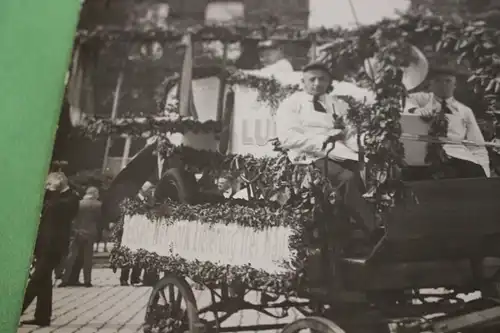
314, 42, 429, 91
363, 44, 429, 91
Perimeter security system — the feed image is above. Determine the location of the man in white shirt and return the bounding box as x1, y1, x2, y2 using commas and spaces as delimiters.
275, 62, 375, 231
404, 66, 490, 179
257, 40, 294, 75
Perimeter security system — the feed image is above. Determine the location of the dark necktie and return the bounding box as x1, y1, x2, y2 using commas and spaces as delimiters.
440, 99, 453, 115
313, 96, 327, 113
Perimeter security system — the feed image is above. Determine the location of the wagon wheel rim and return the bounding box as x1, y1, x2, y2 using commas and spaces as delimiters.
143, 275, 200, 333
281, 317, 346, 333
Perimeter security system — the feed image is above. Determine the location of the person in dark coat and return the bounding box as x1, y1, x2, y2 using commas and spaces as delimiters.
60, 187, 102, 287
20, 172, 80, 327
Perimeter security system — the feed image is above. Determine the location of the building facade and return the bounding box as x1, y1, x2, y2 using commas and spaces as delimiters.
66, 0, 310, 175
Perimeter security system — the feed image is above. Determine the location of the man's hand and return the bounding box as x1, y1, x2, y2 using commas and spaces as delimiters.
322, 133, 344, 150
419, 101, 438, 118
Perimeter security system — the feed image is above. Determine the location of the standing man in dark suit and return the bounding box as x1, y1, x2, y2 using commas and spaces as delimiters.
20, 172, 80, 327
60, 187, 102, 287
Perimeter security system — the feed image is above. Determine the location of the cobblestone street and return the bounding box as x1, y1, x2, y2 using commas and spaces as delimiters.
18, 268, 303, 333
17, 267, 483, 333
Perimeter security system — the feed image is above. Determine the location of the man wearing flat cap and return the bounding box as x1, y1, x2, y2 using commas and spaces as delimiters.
405, 61, 490, 179
256, 39, 293, 75
275, 62, 375, 231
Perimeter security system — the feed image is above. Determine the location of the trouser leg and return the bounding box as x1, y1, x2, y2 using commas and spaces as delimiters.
446, 158, 486, 178
120, 268, 130, 284
314, 158, 375, 231
82, 238, 94, 285
22, 254, 57, 323
34, 271, 53, 323
61, 238, 81, 284
130, 265, 142, 284
69, 246, 84, 284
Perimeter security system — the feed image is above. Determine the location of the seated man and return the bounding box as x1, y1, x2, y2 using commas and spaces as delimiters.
275, 62, 375, 231
256, 39, 294, 75
404, 64, 490, 179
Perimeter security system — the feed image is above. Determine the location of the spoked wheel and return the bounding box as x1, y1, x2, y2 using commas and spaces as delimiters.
282, 317, 346, 333
143, 274, 201, 333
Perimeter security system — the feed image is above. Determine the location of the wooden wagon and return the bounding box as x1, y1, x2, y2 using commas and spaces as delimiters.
80, 13, 500, 333
114, 73, 500, 333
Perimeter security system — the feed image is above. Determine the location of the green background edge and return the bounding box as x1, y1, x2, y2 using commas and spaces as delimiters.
0, 1, 81, 331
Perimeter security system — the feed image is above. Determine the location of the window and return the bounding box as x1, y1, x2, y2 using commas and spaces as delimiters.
202, 2, 245, 62
136, 3, 170, 29
205, 2, 244, 25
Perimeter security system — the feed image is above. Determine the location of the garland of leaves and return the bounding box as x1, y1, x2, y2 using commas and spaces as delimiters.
156, 141, 337, 206
226, 71, 300, 111
76, 111, 222, 139
120, 196, 311, 230
76, 24, 348, 44
110, 246, 300, 294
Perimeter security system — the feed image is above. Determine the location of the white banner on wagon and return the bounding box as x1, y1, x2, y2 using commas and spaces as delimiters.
121, 214, 294, 274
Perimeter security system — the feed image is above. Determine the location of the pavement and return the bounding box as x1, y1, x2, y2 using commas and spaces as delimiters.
17, 268, 304, 333
16, 246, 484, 333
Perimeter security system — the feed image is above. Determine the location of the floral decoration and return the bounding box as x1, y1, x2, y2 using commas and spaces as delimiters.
102, 12, 500, 287
110, 246, 300, 295
76, 112, 222, 139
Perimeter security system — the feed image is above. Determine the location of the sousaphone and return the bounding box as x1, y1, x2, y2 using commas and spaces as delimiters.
363, 45, 429, 91
315, 43, 428, 91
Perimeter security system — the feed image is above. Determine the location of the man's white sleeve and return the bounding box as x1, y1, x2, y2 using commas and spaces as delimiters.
276, 97, 336, 154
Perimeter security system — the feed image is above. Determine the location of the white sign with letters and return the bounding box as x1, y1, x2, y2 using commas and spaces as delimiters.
121, 215, 293, 274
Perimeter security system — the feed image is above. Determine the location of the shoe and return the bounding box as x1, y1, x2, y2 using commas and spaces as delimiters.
84, 283, 93, 288
58, 282, 69, 288
120, 280, 129, 286
67, 281, 84, 287
20, 319, 50, 327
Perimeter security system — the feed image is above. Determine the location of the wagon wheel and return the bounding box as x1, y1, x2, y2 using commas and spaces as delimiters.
155, 168, 198, 204
281, 317, 346, 333
143, 274, 201, 333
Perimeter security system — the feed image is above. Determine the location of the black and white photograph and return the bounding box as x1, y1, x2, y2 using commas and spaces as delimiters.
17, 0, 500, 332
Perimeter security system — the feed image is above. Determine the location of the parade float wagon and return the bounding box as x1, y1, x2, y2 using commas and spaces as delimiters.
76, 13, 500, 333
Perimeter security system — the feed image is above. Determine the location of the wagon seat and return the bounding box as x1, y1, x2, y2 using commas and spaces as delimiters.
339, 115, 500, 291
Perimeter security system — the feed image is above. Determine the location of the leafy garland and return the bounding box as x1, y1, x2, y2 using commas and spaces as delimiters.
75, 111, 222, 139
156, 141, 337, 206
75, 23, 348, 44
120, 195, 312, 231
226, 71, 300, 111
110, 246, 300, 294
